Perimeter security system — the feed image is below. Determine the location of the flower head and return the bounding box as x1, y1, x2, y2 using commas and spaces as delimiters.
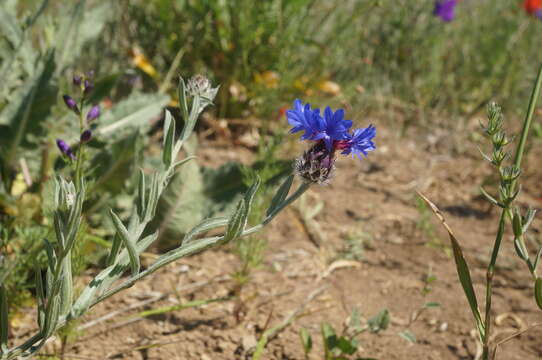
287, 99, 376, 184
62, 95, 80, 115
86, 105, 100, 122
83, 79, 94, 96
524, 0, 542, 18
294, 141, 336, 184
434, 0, 458, 22
56, 139, 75, 160
73, 75, 82, 86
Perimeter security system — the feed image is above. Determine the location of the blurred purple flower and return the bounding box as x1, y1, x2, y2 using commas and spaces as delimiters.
80, 130, 92, 143
73, 75, 82, 86
86, 105, 100, 122
56, 139, 75, 160
83, 79, 94, 96
62, 95, 80, 115
434, 0, 458, 22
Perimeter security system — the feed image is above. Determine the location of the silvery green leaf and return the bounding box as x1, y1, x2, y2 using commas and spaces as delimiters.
172, 156, 196, 172
43, 239, 56, 273
34, 267, 46, 329
0, 5, 23, 46
533, 246, 542, 271
514, 238, 529, 262
266, 175, 294, 217
0, 285, 8, 354
53, 212, 66, 249
224, 200, 246, 243
72, 232, 157, 316
162, 110, 176, 168
59, 255, 73, 316
137, 169, 146, 219
299, 328, 312, 355
183, 217, 229, 244
522, 208, 537, 234
180, 95, 200, 142
106, 234, 122, 267
399, 330, 417, 344
480, 187, 503, 208
109, 210, 140, 276
97, 93, 170, 141
178, 76, 189, 124
223, 176, 261, 243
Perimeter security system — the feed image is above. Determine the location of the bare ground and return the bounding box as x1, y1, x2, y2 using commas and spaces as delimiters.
10, 120, 542, 359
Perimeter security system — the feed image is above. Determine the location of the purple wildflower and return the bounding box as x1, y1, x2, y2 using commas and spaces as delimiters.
86, 105, 100, 122
321, 106, 352, 150
434, 0, 458, 22
80, 130, 92, 143
56, 139, 75, 160
63, 95, 80, 115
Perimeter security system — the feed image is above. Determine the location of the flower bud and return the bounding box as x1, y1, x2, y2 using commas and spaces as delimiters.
63, 95, 80, 115
80, 130, 92, 143
186, 74, 211, 96
56, 139, 75, 160
83, 79, 94, 96
86, 105, 100, 122
73, 75, 82, 86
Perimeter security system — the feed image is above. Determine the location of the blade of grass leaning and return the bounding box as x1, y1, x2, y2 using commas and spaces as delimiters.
134, 296, 230, 319
417, 192, 485, 339
1, 285, 8, 354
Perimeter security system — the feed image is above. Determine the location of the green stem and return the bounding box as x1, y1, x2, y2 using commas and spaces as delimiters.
481, 64, 542, 360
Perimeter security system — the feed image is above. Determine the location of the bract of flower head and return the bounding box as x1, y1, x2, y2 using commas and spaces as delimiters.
524, 0, 542, 18
434, 0, 458, 22
56, 139, 75, 160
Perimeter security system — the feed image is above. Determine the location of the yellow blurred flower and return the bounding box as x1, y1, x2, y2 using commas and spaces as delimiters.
254, 71, 280, 88
317, 80, 342, 96
132, 48, 158, 78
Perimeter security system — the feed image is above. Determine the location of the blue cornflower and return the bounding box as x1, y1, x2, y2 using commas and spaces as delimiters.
286, 99, 352, 149
339, 125, 376, 160
434, 0, 458, 22
321, 106, 352, 150
286, 99, 325, 141
289, 100, 376, 184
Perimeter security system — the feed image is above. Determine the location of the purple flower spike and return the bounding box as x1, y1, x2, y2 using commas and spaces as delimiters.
434, 0, 458, 22
63, 95, 80, 115
83, 79, 94, 96
86, 105, 100, 122
56, 139, 75, 160
80, 130, 92, 143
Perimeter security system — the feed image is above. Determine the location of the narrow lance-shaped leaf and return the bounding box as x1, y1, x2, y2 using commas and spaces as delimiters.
34, 267, 46, 330
178, 76, 189, 125
137, 169, 146, 219
266, 174, 294, 217
162, 110, 176, 168
106, 234, 122, 267
223, 176, 261, 242
183, 216, 229, 245
110, 210, 140, 276
417, 192, 485, 339
535, 277, 542, 311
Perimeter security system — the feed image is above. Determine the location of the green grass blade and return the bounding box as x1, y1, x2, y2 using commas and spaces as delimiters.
418, 192, 485, 339
0, 285, 8, 354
